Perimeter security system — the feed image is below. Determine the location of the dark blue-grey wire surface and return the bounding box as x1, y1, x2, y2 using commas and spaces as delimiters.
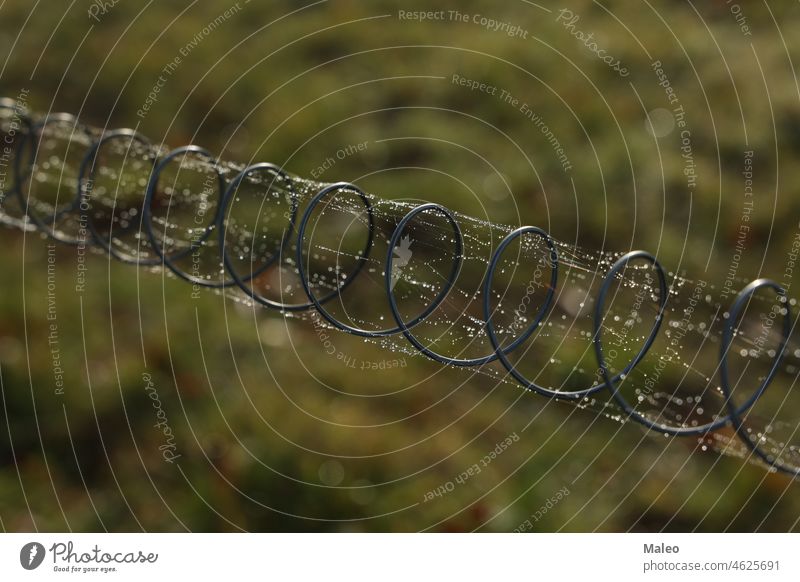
1, 97, 795, 478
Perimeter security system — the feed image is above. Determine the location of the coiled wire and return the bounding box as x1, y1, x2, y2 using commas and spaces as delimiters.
0, 97, 795, 478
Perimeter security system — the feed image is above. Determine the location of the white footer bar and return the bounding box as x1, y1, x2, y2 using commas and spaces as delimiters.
1, 533, 796, 581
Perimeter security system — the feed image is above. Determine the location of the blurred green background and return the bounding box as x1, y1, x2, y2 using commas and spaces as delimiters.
1, 0, 799, 531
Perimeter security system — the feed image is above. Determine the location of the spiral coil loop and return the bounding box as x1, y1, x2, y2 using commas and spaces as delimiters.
78, 128, 158, 265
218, 162, 303, 310
16, 112, 90, 245
719, 279, 795, 476
0, 97, 33, 231
295, 182, 379, 320
0, 98, 795, 477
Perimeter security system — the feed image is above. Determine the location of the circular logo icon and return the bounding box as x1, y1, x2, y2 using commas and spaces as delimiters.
20, 542, 46, 570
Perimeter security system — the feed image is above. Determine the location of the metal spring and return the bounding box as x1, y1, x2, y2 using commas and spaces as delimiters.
0, 97, 795, 478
